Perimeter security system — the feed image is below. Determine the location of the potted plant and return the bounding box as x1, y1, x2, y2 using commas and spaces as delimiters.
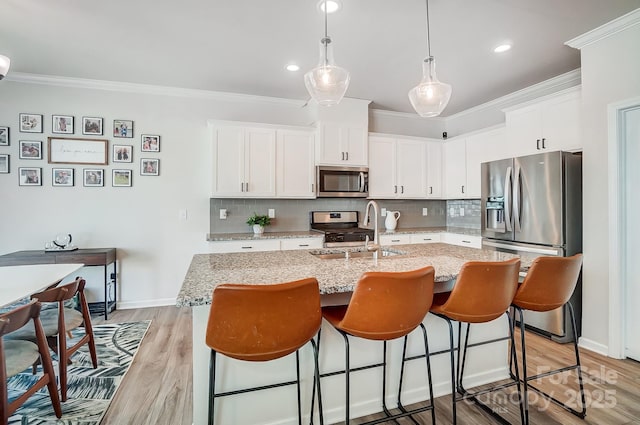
246, 213, 271, 234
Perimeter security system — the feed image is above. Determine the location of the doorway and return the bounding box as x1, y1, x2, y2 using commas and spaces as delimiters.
609, 98, 640, 360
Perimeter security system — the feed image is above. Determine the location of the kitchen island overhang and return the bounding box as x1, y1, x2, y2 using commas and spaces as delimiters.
178, 243, 525, 425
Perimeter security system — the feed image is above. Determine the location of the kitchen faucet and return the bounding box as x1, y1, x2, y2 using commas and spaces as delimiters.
362, 200, 381, 259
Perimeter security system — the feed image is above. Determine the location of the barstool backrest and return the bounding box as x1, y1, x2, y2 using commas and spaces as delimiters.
513, 253, 583, 312
437, 259, 520, 323
337, 266, 435, 340
206, 278, 321, 362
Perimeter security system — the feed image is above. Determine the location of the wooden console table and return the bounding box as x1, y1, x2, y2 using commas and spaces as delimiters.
0, 248, 117, 319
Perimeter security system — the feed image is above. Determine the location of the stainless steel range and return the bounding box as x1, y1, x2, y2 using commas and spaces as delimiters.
310, 211, 374, 247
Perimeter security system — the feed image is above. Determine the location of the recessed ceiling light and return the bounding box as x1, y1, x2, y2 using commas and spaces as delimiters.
318, 0, 341, 14
494, 44, 512, 53
286, 64, 300, 72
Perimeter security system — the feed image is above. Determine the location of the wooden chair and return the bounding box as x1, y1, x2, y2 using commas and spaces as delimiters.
205, 277, 323, 425
319, 266, 436, 424
430, 258, 524, 425
1, 300, 62, 423
511, 253, 585, 423
6, 277, 98, 402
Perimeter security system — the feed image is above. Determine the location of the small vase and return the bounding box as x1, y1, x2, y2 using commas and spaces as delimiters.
253, 224, 264, 234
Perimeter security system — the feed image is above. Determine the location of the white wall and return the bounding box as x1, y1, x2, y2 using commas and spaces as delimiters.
0, 79, 313, 308
577, 23, 640, 349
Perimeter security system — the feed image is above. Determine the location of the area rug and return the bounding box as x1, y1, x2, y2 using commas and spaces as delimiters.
7, 320, 151, 425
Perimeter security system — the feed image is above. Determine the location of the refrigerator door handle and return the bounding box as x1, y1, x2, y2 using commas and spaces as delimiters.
514, 165, 522, 232
504, 166, 513, 232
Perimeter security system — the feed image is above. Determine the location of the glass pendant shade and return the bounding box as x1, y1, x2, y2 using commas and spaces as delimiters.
0, 55, 10, 80
304, 37, 350, 106
408, 56, 452, 117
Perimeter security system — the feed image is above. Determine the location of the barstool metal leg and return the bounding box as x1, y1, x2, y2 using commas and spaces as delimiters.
208, 350, 217, 425
296, 350, 302, 425
309, 337, 324, 425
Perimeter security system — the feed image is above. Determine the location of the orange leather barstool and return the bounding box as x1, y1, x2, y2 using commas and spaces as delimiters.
1, 300, 62, 423
430, 258, 524, 425
319, 267, 436, 424
511, 253, 585, 423
205, 278, 323, 425
7, 278, 98, 402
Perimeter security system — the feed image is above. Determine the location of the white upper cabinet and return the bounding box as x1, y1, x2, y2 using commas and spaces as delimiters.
505, 88, 581, 156
465, 126, 507, 197
316, 122, 368, 166
211, 122, 283, 198
276, 129, 316, 198
425, 141, 443, 198
443, 137, 468, 198
369, 134, 426, 199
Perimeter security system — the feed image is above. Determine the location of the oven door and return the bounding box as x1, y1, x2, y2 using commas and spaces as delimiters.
316, 166, 368, 197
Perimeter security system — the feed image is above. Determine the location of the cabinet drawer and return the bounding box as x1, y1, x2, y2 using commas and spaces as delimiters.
280, 238, 324, 251
208, 240, 281, 253
380, 234, 412, 245
441, 233, 481, 249
410, 233, 441, 244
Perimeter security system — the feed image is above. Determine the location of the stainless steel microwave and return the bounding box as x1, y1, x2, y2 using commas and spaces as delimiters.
316, 166, 368, 197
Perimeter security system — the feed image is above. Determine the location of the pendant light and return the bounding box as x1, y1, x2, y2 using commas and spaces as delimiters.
0, 55, 10, 80
408, 0, 452, 117
304, 0, 350, 106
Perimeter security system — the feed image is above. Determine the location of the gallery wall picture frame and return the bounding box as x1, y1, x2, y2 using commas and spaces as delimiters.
52, 115, 74, 134
0, 127, 9, 146
18, 167, 42, 186
19, 140, 43, 160
112, 169, 132, 187
113, 120, 133, 138
48, 137, 108, 165
141, 158, 159, 176
52, 168, 74, 187
113, 144, 133, 163
19, 114, 43, 133
83, 169, 104, 187
141, 134, 160, 152
82, 116, 103, 135
0, 154, 9, 174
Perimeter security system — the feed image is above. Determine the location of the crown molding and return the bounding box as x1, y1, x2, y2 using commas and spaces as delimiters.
370, 108, 446, 123
566, 8, 640, 50
4, 72, 307, 107
446, 69, 581, 120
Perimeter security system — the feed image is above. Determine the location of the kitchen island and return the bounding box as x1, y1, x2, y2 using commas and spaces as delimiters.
177, 243, 524, 425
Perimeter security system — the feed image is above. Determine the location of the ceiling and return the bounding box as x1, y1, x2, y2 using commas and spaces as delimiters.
2, 0, 639, 116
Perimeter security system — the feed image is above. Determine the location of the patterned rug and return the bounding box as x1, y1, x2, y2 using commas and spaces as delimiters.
7, 320, 151, 424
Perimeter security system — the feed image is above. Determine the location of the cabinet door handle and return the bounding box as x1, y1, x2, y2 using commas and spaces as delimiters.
462, 240, 471, 244
299, 244, 309, 247
392, 239, 400, 242
245, 182, 249, 192
341, 152, 345, 161
542, 138, 546, 149
311, 183, 314, 193
241, 246, 253, 249
429, 186, 433, 195
536, 139, 541, 150
461, 185, 465, 194
401, 185, 404, 194
241, 182, 244, 192
346, 152, 349, 161
423, 238, 432, 241
394, 185, 397, 193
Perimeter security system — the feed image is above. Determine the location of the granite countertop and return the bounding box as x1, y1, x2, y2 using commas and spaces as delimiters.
176, 243, 526, 307
207, 227, 480, 241
207, 231, 323, 241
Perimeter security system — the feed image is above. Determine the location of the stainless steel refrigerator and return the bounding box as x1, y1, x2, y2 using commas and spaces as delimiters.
481, 151, 582, 343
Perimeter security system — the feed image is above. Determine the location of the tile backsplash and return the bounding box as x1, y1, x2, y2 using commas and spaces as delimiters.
445, 199, 481, 229
210, 198, 448, 233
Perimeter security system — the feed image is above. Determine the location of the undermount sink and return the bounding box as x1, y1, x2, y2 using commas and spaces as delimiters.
310, 249, 405, 260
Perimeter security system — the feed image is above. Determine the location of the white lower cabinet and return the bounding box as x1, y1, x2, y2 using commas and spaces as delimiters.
280, 238, 323, 251
208, 239, 281, 253
441, 233, 482, 249
380, 234, 412, 245
410, 233, 441, 244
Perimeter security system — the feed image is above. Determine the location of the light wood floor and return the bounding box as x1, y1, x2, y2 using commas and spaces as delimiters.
95, 306, 640, 425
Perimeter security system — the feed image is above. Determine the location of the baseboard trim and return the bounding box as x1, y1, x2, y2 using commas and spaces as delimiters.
117, 298, 176, 310
578, 337, 609, 357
